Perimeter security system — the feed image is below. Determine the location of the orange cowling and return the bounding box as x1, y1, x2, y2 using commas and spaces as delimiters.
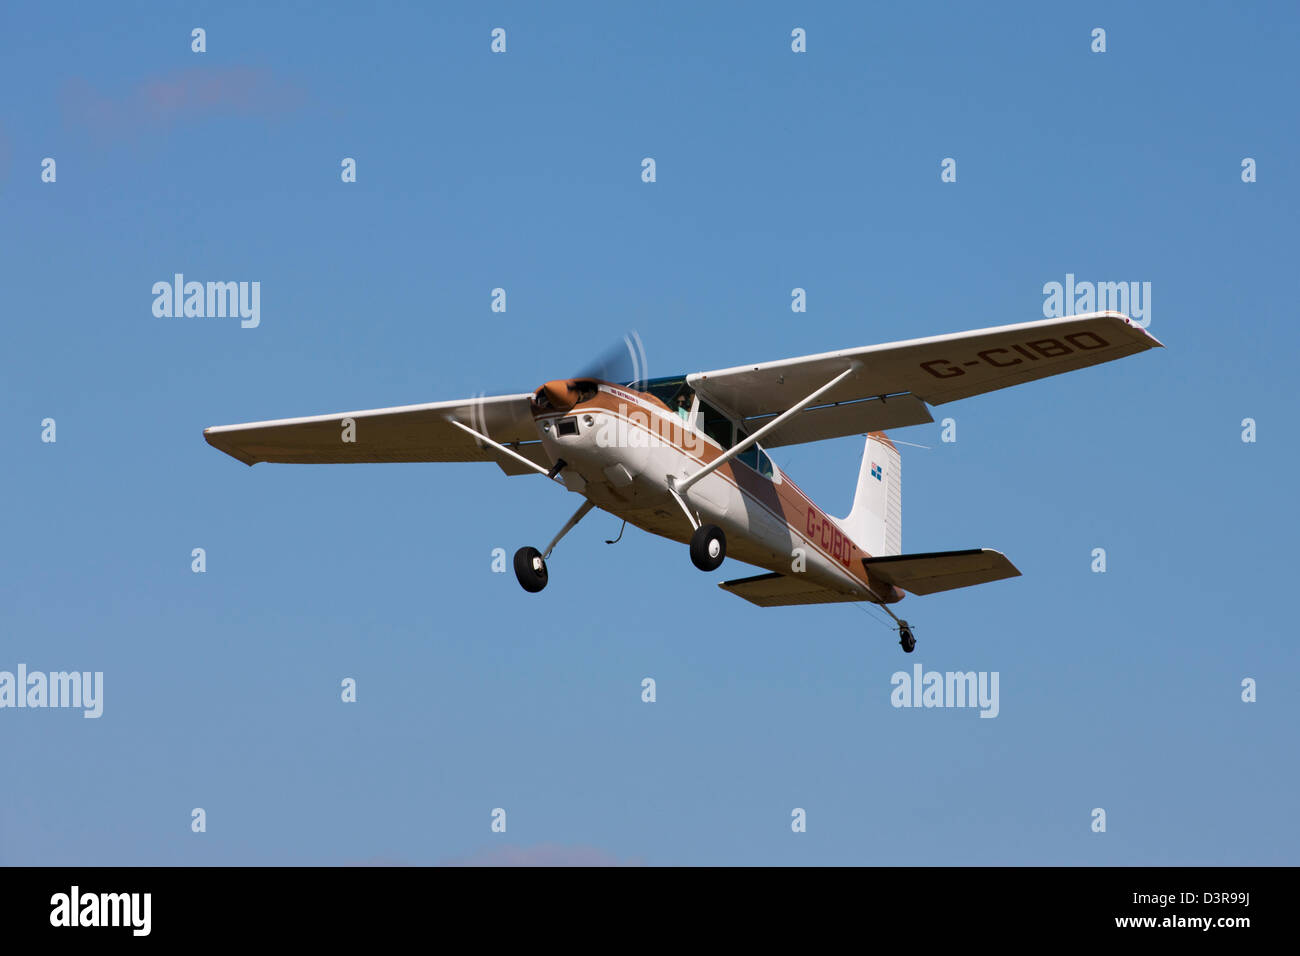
537, 380, 580, 413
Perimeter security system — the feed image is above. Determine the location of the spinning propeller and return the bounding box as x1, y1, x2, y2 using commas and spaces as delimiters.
574, 331, 648, 388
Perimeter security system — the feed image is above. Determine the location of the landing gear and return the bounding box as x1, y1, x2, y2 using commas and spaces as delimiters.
666, 479, 724, 573
876, 600, 917, 653
513, 546, 548, 592
898, 621, 916, 654
513, 500, 596, 594
689, 524, 726, 572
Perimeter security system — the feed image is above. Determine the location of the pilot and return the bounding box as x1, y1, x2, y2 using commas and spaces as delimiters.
675, 390, 692, 422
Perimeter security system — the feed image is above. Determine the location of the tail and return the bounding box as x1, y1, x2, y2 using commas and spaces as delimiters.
836, 432, 901, 557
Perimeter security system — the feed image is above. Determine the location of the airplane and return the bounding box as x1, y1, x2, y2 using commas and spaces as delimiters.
204, 311, 1162, 652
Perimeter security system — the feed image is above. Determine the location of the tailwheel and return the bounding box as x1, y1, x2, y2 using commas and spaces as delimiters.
689, 524, 726, 572
898, 621, 916, 654
513, 546, 548, 593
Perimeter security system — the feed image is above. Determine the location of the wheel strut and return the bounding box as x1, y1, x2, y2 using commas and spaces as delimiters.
514, 499, 597, 594
542, 500, 595, 559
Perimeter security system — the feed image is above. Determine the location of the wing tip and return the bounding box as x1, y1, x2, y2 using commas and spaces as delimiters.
1097, 311, 1164, 349
204, 427, 259, 466
977, 548, 1022, 576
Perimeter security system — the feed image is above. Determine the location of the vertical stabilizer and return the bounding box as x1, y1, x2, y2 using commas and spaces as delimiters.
836, 432, 901, 557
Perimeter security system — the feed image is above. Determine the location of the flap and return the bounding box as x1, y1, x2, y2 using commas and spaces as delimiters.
745, 393, 933, 448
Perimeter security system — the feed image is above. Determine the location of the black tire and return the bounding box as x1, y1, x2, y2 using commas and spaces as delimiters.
513, 546, 548, 593
689, 524, 726, 572
899, 627, 916, 653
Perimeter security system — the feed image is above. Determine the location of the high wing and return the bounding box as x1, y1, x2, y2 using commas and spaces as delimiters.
686, 312, 1162, 447
204, 393, 542, 469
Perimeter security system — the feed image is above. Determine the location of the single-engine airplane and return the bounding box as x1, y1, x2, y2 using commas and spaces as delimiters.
205, 311, 1162, 652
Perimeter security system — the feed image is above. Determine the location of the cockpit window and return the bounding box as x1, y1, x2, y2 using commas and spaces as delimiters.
733, 427, 776, 479
644, 377, 686, 407
699, 401, 732, 448
735, 428, 759, 469
685, 401, 778, 480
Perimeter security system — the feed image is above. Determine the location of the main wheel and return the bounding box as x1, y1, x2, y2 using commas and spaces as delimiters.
513, 546, 548, 593
689, 524, 726, 572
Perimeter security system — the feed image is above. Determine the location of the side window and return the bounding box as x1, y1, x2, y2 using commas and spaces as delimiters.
699, 401, 732, 449
734, 428, 759, 470
756, 447, 775, 479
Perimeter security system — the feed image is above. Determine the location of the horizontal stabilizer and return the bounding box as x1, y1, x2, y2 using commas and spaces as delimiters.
862, 548, 1020, 595
718, 572, 862, 607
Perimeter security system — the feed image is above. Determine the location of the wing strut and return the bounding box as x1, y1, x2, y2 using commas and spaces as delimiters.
448, 419, 555, 480
678, 363, 860, 494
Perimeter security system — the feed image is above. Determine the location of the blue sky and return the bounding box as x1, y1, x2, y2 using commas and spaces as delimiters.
2, 1, 1296, 865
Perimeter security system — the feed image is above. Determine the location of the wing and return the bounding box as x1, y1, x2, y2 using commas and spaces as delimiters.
204, 393, 540, 467
687, 312, 1162, 445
